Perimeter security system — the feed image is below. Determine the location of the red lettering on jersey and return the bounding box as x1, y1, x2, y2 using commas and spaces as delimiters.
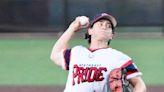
83, 67, 89, 82
72, 64, 107, 85
96, 67, 107, 81
77, 67, 85, 84
88, 67, 97, 82
72, 64, 78, 85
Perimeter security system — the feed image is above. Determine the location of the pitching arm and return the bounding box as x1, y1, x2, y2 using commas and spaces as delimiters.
50, 16, 89, 66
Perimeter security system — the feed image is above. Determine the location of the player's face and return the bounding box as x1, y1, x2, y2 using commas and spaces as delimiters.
89, 19, 113, 42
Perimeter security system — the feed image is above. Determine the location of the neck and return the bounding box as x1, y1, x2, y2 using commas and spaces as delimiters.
89, 40, 109, 49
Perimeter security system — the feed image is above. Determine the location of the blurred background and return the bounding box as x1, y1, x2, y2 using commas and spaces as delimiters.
0, 0, 163, 33
0, 0, 164, 92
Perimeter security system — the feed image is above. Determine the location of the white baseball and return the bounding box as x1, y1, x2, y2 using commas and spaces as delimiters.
79, 16, 89, 26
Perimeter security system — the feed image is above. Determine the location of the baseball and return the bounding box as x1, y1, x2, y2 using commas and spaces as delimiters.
79, 16, 89, 26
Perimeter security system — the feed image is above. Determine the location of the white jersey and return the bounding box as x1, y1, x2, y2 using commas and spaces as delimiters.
60, 46, 142, 92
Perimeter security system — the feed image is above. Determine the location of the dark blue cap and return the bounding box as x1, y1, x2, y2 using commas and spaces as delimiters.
90, 13, 117, 27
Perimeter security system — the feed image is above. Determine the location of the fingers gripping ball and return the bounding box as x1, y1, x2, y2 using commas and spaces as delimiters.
79, 16, 89, 27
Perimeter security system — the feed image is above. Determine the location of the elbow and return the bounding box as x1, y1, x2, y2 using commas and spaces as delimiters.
140, 79, 147, 92
50, 51, 56, 62
130, 76, 147, 92
50, 54, 54, 61
144, 88, 147, 92
50, 52, 53, 60
50, 52, 61, 66
50, 55, 57, 65
140, 85, 147, 92
143, 83, 147, 92
50, 53, 56, 62
133, 83, 147, 92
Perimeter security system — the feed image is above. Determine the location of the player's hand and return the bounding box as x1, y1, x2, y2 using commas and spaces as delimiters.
68, 16, 90, 32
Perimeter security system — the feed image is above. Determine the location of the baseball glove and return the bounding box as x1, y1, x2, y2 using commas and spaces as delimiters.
109, 68, 132, 92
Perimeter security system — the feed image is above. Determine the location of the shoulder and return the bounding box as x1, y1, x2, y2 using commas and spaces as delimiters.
71, 45, 87, 51
71, 45, 87, 53
72, 45, 86, 49
109, 48, 133, 66
109, 48, 131, 59
61, 45, 86, 57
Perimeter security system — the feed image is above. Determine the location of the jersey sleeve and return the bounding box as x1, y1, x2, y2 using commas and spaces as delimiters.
117, 51, 142, 80
121, 60, 142, 79
61, 49, 71, 70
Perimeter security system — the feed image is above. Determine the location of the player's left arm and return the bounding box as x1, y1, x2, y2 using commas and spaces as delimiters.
121, 60, 146, 92
129, 76, 147, 92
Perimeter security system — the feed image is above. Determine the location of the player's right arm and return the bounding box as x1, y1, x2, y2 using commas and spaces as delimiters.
50, 17, 88, 67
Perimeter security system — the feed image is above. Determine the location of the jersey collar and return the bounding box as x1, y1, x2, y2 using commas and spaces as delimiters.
88, 47, 109, 52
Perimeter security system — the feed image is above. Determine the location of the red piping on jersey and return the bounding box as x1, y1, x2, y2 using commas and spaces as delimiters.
121, 60, 140, 76
121, 60, 133, 68
63, 49, 72, 70
63, 49, 68, 70
69, 49, 72, 67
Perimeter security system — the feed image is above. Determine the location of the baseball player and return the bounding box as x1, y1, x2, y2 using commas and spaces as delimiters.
50, 13, 146, 92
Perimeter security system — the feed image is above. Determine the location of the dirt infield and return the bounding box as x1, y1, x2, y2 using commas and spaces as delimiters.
0, 85, 163, 92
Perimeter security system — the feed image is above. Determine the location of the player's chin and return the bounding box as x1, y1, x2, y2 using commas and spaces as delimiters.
103, 35, 112, 40
98, 37, 111, 42
97, 33, 112, 40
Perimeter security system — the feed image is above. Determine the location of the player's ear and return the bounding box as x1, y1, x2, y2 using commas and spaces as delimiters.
88, 28, 92, 35
109, 33, 113, 40
111, 33, 114, 39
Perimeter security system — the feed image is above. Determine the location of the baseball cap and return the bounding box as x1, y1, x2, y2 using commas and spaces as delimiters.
90, 13, 117, 28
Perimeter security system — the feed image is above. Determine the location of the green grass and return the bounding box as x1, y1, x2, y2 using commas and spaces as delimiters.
0, 39, 68, 85
0, 38, 164, 85
111, 39, 164, 85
